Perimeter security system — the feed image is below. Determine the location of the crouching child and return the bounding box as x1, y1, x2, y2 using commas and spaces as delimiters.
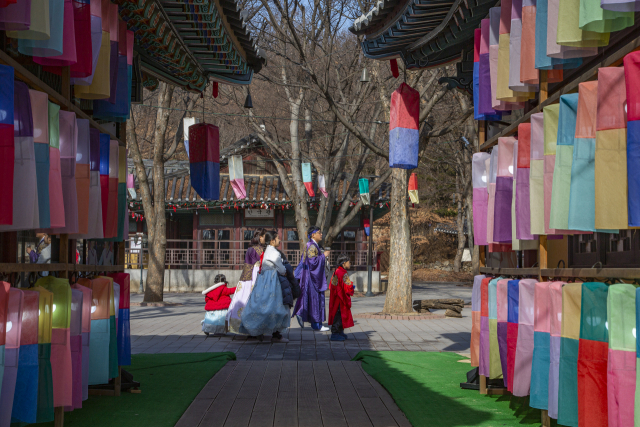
329, 254, 355, 341
202, 274, 236, 336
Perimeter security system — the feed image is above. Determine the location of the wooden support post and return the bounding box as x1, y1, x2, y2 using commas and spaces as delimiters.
540, 70, 548, 103
480, 375, 487, 394
54, 406, 64, 427
59, 234, 69, 279
478, 120, 486, 150
541, 409, 551, 427
479, 245, 486, 268
115, 366, 122, 396
539, 235, 548, 281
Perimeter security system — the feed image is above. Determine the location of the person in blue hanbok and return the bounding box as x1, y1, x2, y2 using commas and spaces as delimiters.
239, 232, 291, 342
293, 226, 330, 332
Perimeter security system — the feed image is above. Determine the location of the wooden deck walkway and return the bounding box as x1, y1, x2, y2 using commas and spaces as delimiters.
175, 360, 412, 427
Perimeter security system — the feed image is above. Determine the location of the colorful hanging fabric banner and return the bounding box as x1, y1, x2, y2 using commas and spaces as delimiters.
595, 67, 628, 230
547, 0, 598, 59
74, 119, 90, 235
509, 0, 537, 93
497, 279, 509, 387
494, 137, 516, 243
127, 173, 136, 199
475, 28, 501, 120
520, 0, 538, 84
548, 282, 565, 419
87, 277, 110, 385
408, 173, 419, 203
52, 111, 79, 234
302, 163, 315, 197
0, 81, 36, 231
515, 123, 533, 239
606, 283, 636, 426
66, 289, 83, 411
74, 1, 110, 100
17, 0, 64, 58
99, 133, 110, 236
189, 123, 220, 201
498, 0, 535, 102
535, 0, 582, 70
513, 279, 536, 396
358, 178, 370, 205
31, 286, 53, 423
182, 117, 200, 158
389, 83, 419, 168
578, 282, 609, 427
489, 278, 503, 380
473, 152, 491, 246
0, 288, 23, 427
487, 147, 499, 243
105, 140, 119, 238
0, 65, 14, 226
108, 273, 131, 366
506, 280, 520, 392
318, 175, 328, 198
32, 0, 77, 68
48, 101, 65, 229
363, 218, 370, 237
87, 129, 103, 239
479, 19, 502, 117
557, 0, 610, 47
558, 283, 582, 427
0, 283, 9, 420
530, 112, 546, 236
624, 51, 640, 227
479, 277, 491, 377
2, 0, 42, 34
580, 0, 634, 32
30, 90, 50, 229
228, 155, 246, 199
471, 275, 486, 367
71, 282, 91, 404
10, 290, 38, 424
71, 0, 103, 86
530, 281, 551, 410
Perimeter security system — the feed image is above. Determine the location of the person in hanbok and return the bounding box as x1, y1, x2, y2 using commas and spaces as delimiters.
227, 229, 265, 333
328, 254, 355, 341
239, 231, 291, 342
201, 274, 236, 336
98, 242, 113, 266
293, 226, 330, 332
87, 241, 98, 265
27, 233, 49, 263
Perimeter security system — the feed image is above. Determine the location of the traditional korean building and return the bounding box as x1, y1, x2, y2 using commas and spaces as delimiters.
126, 133, 392, 272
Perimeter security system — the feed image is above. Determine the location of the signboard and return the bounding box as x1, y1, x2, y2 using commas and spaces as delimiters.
245, 209, 274, 218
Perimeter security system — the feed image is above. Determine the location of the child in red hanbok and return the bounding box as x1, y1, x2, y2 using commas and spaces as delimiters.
202, 274, 236, 336
329, 254, 355, 341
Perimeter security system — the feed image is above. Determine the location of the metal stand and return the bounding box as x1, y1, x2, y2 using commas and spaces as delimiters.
366, 207, 374, 297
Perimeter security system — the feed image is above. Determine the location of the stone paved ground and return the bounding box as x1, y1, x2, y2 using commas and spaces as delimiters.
130, 281, 473, 360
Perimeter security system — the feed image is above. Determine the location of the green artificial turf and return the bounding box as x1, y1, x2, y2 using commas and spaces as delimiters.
44, 352, 236, 427
353, 351, 548, 427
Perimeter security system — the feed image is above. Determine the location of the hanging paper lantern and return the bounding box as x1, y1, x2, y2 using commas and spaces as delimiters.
36, 277, 72, 408
108, 273, 130, 366
301, 163, 315, 197
27, 287, 53, 423
48, 101, 66, 229
479, 277, 491, 378
318, 175, 328, 198
0, 81, 36, 231
52, 110, 79, 234
530, 281, 551, 410
488, 278, 502, 380
358, 178, 370, 205
66, 289, 83, 410
30, 90, 51, 229
577, 282, 609, 427
363, 218, 370, 237
0, 65, 14, 226
189, 123, 220, 201
71, 282, 91, 403
183, 117, 200, 158
513, 279, 536, 397
87, 277, 110, 385
471, 275, 486, 367
606, 284, 636, 426
0, 0, 32, 32
497, 280, 509, 387
11, 290, 39, 424
389, 83, 419, 169
0, 287, 23, 427
557, 283, 582, 427
74, 119, 90, 235
17, 0, 64, 57
408, 173, 419, 204
548, 282, 565, 419
229, 155, 246, 199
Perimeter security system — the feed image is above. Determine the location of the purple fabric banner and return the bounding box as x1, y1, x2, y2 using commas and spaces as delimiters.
494, 176, 513, 242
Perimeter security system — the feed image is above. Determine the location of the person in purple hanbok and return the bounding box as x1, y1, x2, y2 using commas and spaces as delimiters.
293, 226, 330, 332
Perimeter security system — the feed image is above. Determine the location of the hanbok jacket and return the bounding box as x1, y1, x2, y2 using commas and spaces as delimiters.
203, 283, 236, 311
328, 266, 355, 329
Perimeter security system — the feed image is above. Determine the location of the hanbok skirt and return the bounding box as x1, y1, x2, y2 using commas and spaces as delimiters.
202, 310, 227, 335
239, 269, 291, 337
227, 264, 258, 333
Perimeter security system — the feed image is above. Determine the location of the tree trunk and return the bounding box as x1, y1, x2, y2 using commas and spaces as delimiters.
383, 168, 413, 314
144, 216, 166, 302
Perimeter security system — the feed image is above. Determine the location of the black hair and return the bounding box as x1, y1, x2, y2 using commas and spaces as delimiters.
250, 228, 266, 246
214, 274, 227, 284
263, 231, 279, 246
307, 226, 321, 240
336, 254, 351, 268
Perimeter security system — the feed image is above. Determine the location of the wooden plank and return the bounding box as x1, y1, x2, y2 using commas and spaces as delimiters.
224, 398, 256, 427
249, 362, 282, 427
361, 368, 412, 427
54, 407, 64, 427
478, 267, 540, 276
174, 398, 213, 427
196, 363, 238, 400
327, 361, 373, 427
360, 397, 399, 427
318, 398, 348, 427
479, 375, 487, 395
278, 361, 298, 395
341, 361, 379, 399
479, 35, 640, 151
199, 362, 253, 427
297, 361, 322, 427
541, 268, 640, 279
0, 263, 71, 273
0, 49, 123, 144
237, 361, 268, 400
274, 392, 298, 427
